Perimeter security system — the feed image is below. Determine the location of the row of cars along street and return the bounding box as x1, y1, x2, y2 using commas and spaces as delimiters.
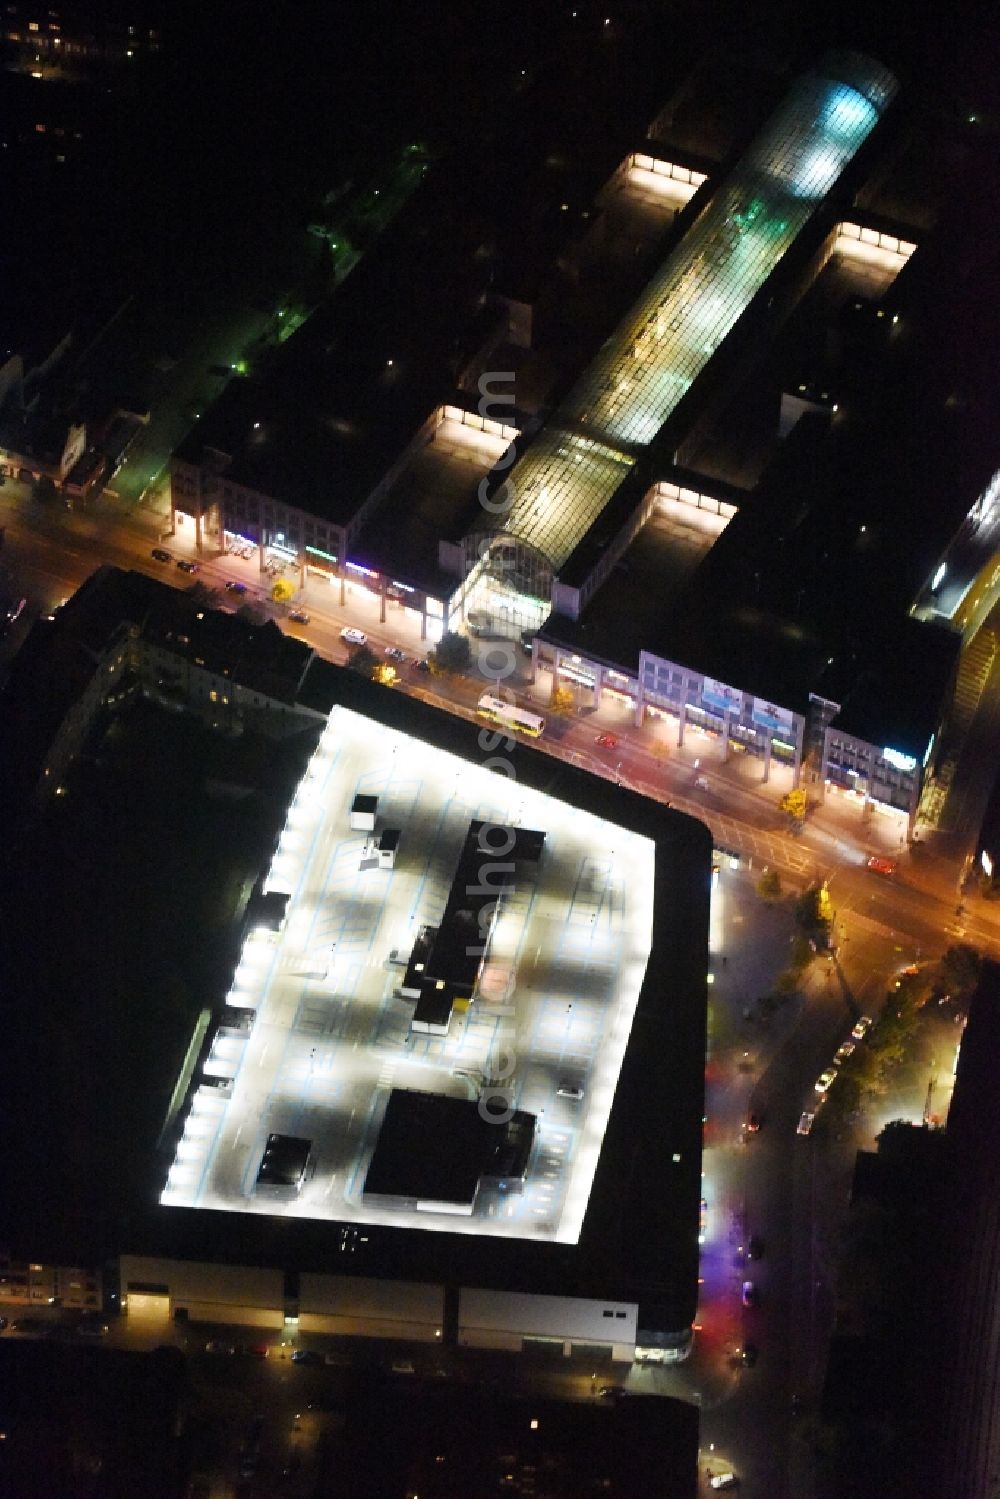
798, 1015, 872, 1135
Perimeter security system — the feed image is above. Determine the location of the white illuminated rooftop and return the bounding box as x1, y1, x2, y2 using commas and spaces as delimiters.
162, 705, 655, 1243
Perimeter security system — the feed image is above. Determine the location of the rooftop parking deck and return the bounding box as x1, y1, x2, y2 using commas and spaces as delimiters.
163, 704, 655, 1244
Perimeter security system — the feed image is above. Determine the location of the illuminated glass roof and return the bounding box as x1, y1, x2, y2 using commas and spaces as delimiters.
486, 425, 637, 570
492, 54, 897, 573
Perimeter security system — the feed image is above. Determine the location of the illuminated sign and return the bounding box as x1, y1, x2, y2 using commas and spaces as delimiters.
751, 697, 794, 734
882, 747, 917, 773
923, 733, 935, 768
982, 850, 994, 879
931, 562, 946, 591
702, 676, 743, 715
346, 561, 378, 579
390, 580, 415, 593
306, 545, 338, 563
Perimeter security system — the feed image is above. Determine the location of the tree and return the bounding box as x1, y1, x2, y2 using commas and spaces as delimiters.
185, 580, 216, 608
235, 601, 267, 626
789, 932, 814, 971
780, 788, 808, 825
756, 868, 782, 902
373, 662, 398, 687
271, 578, 295, 603
430, 631, 472, 674
939, 943, 981, 999
346, 644, 379, 677
795, 882, 833, 943
817, 881, 834, 926
549, 685, 574, 716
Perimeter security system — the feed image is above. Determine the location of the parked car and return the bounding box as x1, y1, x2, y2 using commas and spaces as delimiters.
595, 733, 618, 749
341, 627, 367, 646
866, 855, 896, 876
834, 1041, 856, 1064
176, 559, 198, 574
77, 1321, 109, 1338
415, 657, 432, 673
711, 1472, 739, 1490
797, 1111, 816, 1136
288, 609, 310, 624
694, 775, 709, 790
741, 1281, 759, 1308
151, 548, 171, 563
240, 1342, 270, 1359
205, 1339, 236, 1355
391, 1359, 415, 1374
556, 1084, 584, 1101
815, 1068, 838, 1094
385, 645, 406, 662
746, 1113, 762, 1134
851, 1015, 873, 1041
225, 580, 247, 595
291, 1348, 323, 1366
598, 1385, 629, 1399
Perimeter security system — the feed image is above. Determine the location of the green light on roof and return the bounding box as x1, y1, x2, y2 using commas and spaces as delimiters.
306, 545, 338, 563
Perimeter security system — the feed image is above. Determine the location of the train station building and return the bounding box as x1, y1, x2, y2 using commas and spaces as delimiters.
170, 50, 990, 838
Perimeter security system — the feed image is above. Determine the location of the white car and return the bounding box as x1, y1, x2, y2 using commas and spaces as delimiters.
815, 1068, 837, 1095
556, 1084, 584, 1101
711, 1475, 739, 1491
797, 1112, 816, 1136
340, 628, 367, 647
851, 1015, 873, 1041
834, 1041, 856, 1064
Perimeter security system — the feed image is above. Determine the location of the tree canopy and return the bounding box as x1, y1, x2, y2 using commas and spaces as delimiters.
431, 631, 472, 674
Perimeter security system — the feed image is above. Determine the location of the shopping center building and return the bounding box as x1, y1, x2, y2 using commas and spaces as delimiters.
172, 50, 991, 836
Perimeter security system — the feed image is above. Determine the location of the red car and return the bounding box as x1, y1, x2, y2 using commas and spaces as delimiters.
595, 733, 619, 749
866, 855, 896, 876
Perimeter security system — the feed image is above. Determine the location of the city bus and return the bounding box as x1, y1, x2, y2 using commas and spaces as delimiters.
476, 693, 546, 738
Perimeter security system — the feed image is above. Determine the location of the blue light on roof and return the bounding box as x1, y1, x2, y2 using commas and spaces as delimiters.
824, 86, 878, 139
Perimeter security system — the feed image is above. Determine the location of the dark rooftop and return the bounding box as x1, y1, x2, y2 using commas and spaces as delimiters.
256, 1133, 312, 1190
818, 617, 959, 757
338, 1382, 699, 1499
363, 1089, 536, 1208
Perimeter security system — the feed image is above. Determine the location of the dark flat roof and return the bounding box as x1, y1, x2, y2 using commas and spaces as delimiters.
820, 618, 959, 756
256, 1134, 311, 1189
176, 354, 450, 529
339, 1384, 699, 1499
363, 1089, 536, 1207
421, 820, 543, 1006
